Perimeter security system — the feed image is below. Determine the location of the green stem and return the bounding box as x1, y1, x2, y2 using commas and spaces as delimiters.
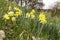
39, 24, 44, 35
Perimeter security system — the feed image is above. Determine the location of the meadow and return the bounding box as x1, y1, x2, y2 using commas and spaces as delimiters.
0, 0, 60, 40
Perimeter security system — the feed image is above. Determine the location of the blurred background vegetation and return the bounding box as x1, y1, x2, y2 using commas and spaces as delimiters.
0, 0, 60, 40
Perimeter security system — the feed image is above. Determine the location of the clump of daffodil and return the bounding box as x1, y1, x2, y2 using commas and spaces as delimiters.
3, 14, 10, 20
30, 9, 35, 15
11, 17, 16, 22
14, 10, 22, 17
38, 12, 47, 24
26, 13, 30, 18
8, 11, 14, 16
14, 7, 20, 11
8, 6, 12, 10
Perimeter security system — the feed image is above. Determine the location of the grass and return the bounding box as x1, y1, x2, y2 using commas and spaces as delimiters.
0, 0, 60, 40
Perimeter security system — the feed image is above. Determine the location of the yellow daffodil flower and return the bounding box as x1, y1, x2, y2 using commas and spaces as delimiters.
38, 12, 47, 24
18, 10, 22, 16
14, 13, 19, 17
3, 14, 10, 20
40, 19, 47, 24
31, 14, 35, 19
18, 11, 22, 16
32, 9, 35, 13
30, 12, 34, 15
14, 7, 20, 11
8, 6, 12, 10
11, 17, 16, 22
30, 9, 35, 15
8, 11, 14, 16
19, 10, 22, 14
26, 13, 30, 18
14, 11, 22, 17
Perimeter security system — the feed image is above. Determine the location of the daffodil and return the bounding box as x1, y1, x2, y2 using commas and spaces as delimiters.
19, 10, 22, 14
30, 12, 34, 15
18, 10, 22, 16
8, 6, 12, 10
26, 13, 30, 18
18, 11, 22, 16
8, 11, 14, 16
40, 19, 47, 24
38, 12, 47, 24
31, 14, 35, 19
3, 14, 10, 20
11, 17, 16, 22
14, 7, 20, 11
14, 11, 22, 17
32, 9, 35, 13
30, 9, 35, 14
14, 13, 19, 17
39, 13, 46, 20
